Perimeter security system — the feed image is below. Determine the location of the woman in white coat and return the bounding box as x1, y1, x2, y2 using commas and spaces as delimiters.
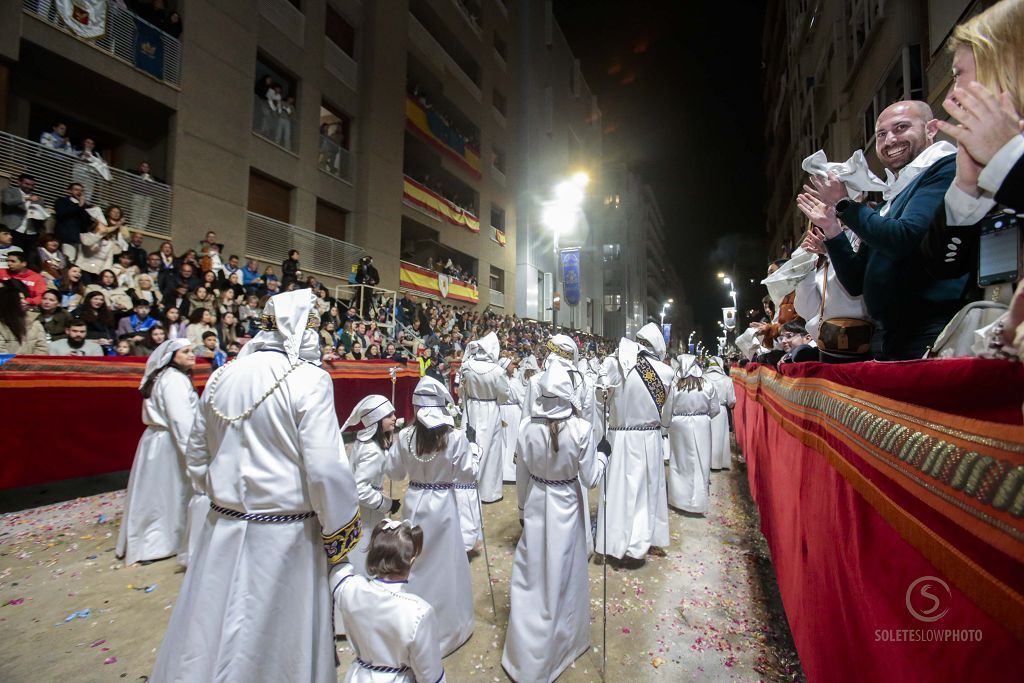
705, 357, 736, 470
335, 395, 401, 636
333, 519, 447, 683
116, 338, 197, 565
502, 363, 609, 683
662, 354, 720, 515
386, 376, 477, 657
499, 356, 524, 482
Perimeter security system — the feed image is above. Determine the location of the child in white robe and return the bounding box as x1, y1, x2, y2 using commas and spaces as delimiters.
662, 354, 720, 514
332, 519, 447, 683
336, 395, 401, 636
116, 339, 197, 565
386, 376, 478, 656
502, 364, 609, 683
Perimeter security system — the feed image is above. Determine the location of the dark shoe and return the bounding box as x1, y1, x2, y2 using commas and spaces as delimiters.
647, 546, 667, 557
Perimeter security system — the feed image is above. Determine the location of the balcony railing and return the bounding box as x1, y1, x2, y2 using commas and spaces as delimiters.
324, 38, 358, 91
318, 134, 353, 182
489, 289, 505, 307
0, 131, 173, 237
245, 211, 364, 281
23, 0, 182, 87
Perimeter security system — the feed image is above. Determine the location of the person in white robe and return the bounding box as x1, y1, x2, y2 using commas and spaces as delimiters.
502, 363, 608, 683
594, 322, 674, 566
386, 376, 477, 657
705, 357, 737, 470
152, 290, 361, 683
452, 341, 483, 552
116, 339, 197, 565
519, 334, 598, 553
459, 331, 509, 505
335, 395, 400, 636
333, 519, 447, 683
662, 355, 720, 515
499, 356, 524, 483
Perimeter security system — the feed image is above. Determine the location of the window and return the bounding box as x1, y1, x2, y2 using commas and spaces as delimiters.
254, 55, 299, 153
493, 89, 507, 116
602, 244, 621, 262
494, 34, 508, 62
490, 204, 505, 231
490, 265, 505, 293
286, 0, 302, 9
492, 147, 507, 174
315, 199, 348, 241
248, 170, 292, 223
325, 6, 356, 58
604, 294, 621, 312
319, 102, 353, 180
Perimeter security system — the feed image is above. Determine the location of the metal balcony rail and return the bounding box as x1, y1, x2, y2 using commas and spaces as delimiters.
0, 131, 173, 237
489, 289, 505, 308
245, 211, 364, 282
318, 134, 353, 182
22, 0, 182, 87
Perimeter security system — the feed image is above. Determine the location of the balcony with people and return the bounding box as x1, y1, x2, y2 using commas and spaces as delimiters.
402, 136, 480, 235
405, 65, 482, 180
22, 0, 183, 88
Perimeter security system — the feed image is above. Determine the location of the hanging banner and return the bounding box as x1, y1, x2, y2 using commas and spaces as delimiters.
405, 98, 482, 178
723, 306, 737, 330
399, 261, 479, 304
559, 248, 581, 306
134, 16, 165, 80
662, 323, 672, 348
402, 177, 480, 233
56, 0, 107, 39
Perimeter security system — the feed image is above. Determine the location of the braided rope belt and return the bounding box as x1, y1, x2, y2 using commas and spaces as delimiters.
530, 474, 577, 486
370, 484, 384, 492
609, 425, 661, 431
356, 657, 409, 674
672, 411, 711, 417
467, 397, 498, 401
408, 481, 454, 491
453, 482, 477, 490
210, 501, 316, 523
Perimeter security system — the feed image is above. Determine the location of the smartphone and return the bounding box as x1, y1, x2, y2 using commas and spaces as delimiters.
978, 212, 1020, 287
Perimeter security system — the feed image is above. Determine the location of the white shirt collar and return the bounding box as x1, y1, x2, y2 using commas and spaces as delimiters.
882, 141, 956, 202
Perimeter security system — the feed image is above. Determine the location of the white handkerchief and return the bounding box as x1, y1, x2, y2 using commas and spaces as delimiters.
761, 247, 818, 308
801, 149, 890, 197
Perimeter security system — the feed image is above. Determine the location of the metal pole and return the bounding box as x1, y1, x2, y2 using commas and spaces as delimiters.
388, 366, 397, 506
601, 394, 610, 680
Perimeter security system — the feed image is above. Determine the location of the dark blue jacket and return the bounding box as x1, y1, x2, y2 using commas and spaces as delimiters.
825, 154, 966, 328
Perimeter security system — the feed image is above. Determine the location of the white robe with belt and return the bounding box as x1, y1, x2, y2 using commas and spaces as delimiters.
460, 359, 509, 504
151, 352, 360, 683
336, 436, 396, 636
500, 375, 526, 482
662, 381, 720, 514
332, 566, 447, 683
706, 370, 736, 470
386, 427, 477, 657
503, 416, 606, 683
594, 352, 673, 559
116, 368, 196, 565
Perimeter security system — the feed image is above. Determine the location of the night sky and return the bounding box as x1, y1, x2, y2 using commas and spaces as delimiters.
553, 0, 767, 340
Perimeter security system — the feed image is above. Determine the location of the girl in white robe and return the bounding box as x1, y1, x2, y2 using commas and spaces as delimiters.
705, 358, 736, 470
503, 363, 608, 683
386, 376, 477, 657
662, 355, 720, 515
499, 357, 524, 482
336, 395, 400, 636
333, 519, 447, 683
116, 339, 197, 565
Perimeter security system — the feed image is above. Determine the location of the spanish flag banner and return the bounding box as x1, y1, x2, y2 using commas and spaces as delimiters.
405, 97, 482, 178
494, 228, 507, 247
403, 176, 481, 233
399, 261, 479, 304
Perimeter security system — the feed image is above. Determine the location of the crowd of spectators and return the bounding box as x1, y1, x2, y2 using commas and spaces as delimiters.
405, 168, 479, 218
408, 82, 481, 152
422, 255, 477, 286
735, 0, 1023, 367
1, 181, 613, 382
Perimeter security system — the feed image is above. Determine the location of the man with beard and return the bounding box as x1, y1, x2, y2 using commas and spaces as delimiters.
798, 100, 962, 359
49, 319, 103, 356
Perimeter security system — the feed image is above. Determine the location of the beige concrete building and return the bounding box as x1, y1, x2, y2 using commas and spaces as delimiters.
761, 0, 988, 258
0, 0, 525, 310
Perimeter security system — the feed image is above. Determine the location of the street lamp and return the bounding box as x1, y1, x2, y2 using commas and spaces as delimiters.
542, 171, 589, 324
660, 301, 671, 326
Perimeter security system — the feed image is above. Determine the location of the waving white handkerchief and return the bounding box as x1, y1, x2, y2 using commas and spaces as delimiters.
761, 247, 818, 308
801, 149, 889, 197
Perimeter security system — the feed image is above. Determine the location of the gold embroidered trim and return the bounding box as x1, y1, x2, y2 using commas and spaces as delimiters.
323, 511, 362, 566
546, 340, 575, 361
636, 354, 667, 410
260, 312, 320, 332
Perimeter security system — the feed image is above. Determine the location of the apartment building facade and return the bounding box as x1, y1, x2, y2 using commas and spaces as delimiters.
0, 0, 538, 312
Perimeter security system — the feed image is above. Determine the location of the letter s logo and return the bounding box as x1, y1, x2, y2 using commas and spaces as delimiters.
906, 576, 950, 622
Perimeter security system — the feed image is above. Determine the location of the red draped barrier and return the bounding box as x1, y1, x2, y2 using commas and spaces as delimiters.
732, 359, 1024, 683
0, 356, 420, 490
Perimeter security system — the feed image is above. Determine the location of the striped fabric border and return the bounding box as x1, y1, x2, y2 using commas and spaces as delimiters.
732, 365, 1024, 641
403, 176, 481, 233
399, 261, 479, 304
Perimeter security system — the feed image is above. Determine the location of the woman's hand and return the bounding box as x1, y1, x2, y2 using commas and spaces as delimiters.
938, 82, 1024, 166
